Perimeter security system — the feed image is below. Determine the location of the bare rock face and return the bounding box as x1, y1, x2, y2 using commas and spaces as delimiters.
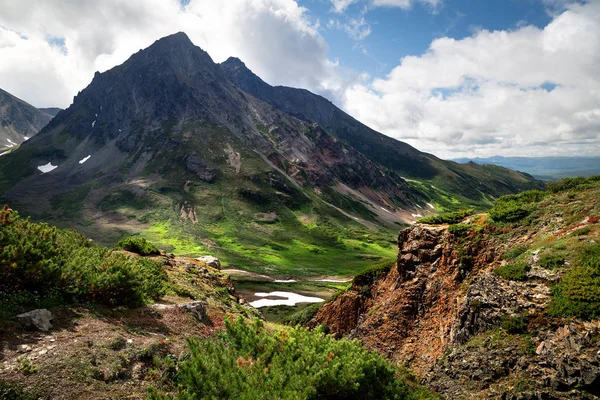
186, 155, 216, 182
17, 309, 53, 331
196, 255, 221, 270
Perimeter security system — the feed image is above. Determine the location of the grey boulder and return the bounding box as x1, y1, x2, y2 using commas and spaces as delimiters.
17, 309, 53, 331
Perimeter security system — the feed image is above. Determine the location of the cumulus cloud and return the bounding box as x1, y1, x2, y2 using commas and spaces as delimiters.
0, 0, 342, 108
342, 0, 600, 157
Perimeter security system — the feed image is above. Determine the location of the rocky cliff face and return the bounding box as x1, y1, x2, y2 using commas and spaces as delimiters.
311, 184, 600, 399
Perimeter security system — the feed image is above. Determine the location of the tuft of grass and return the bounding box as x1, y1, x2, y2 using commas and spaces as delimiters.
494, 261, 530, 281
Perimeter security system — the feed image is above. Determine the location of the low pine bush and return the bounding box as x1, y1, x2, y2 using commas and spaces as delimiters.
0, 208, 166, 315
502, 245, 528, 261
147, 317, 436, 400
546, 175, 600, 193
501, 315, 530, 334
488, 190, 550, 223
549, 245, 600, 320
494, 261, 530, 281
538, 253, 565, 269
448, 223, 469, 236
488, 202, 530, 223
115, 237, 160, 256
418, 209, 473, 225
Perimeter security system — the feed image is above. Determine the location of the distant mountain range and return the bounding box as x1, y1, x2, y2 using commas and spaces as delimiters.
451, 156, 600, 181
0, 88, 57, 151
0, 32, 543, 272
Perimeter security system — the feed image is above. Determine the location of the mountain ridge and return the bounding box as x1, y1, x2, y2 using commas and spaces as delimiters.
0, 88, 53, 151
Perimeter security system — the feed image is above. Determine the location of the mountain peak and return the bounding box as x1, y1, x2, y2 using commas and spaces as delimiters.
155, 31, 193, 46
223, 57, 246, 67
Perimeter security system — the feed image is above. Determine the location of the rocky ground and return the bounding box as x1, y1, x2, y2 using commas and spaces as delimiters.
0, 254, 258, 399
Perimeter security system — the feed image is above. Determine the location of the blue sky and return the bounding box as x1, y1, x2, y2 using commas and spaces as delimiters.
301, 0, 555, 80
0, 0, 597, 158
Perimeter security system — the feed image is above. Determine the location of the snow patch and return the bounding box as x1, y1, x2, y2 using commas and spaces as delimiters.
249, 291, 324, 308
91, 120, 96, 128
79, 155, 91, 164
416, 204, 422, 209
23, 136, 29, 141
427, 203, 436, 209
7, 138, 17, 145
37, 162, 58, 173
380, 207, 391, 213
412, 213, 422, 218
274, 279, 297, 283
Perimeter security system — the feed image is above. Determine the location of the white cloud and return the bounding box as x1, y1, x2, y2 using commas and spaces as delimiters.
331, 0, 358, 13
331, 0, 442, 13
342, 0, 600, 158
0, 0, 342, 108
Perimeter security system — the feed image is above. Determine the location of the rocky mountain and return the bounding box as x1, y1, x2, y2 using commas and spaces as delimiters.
311, 177, 600, 399
221, 57, 543, 206
0, 88, 53, 151
37, 107, 62, 117
0, 32, 541, 275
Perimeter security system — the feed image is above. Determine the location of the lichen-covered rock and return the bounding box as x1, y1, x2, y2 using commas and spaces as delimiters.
196, 255, 221, 270
17, 309, 53, 331
181, 301, 208, 322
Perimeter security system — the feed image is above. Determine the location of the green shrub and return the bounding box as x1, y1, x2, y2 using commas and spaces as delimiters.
494, 261, 530, 281
418, 209, 473, 225
549, 245, 600, 320
572, 226, 591, 236
147, 317, 436, 400
115, 237, 160, 256
550, 265, 600, 320
546, 176, 600, 193
502, 245, 528, 261
579, 244, 600, 268
501, 315, 529, 334
538, 253, 565, 269
495, 190, 549, 206
488, 189, 550, 223
282, 302, 322, 326
353, 260, 395, 287
448, 223, 469, 236
488, 202, 530, 223
0, 209, 167, 315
